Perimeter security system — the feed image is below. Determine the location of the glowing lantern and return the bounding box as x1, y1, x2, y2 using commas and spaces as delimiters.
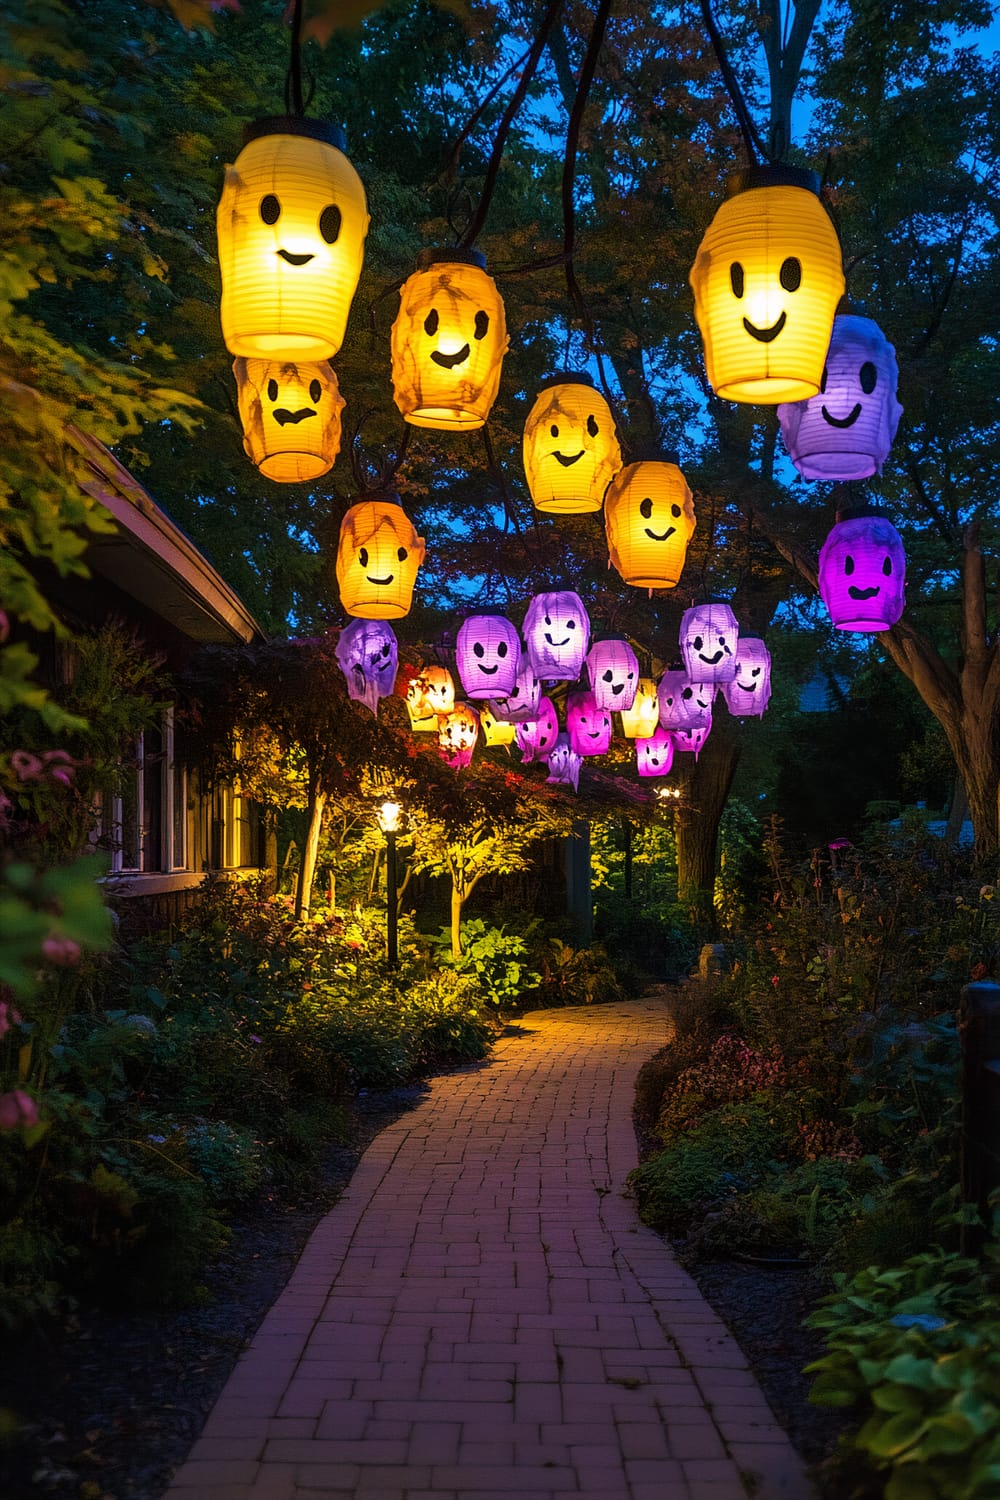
515, 697, 559, 763
404, 672, 439, 732
658, 670, 713, 731
234, 357, 344, 483
605, 460, 695, 589
586, 639, 639, 711
479, 702, 516, 747
421, 665, 456, 717
672, 721, 711, 759
546, 734, 582, 793
636, 727, 676, 778
567, 691, 613, 757
523, 591, 590, 681
335, 618, 397, 716
490, 660, 541, 723
217, 119, 369, 360
336, 496, 426, 619
818, 511, 906, 632
680, 602, 740, 684
438, 704, 479, 769
391, 250, 508, 430
720, 638, 772, 718
455, 615, 520, 700
620, 677, 660, 739
777, 314, 903, 479
523, 375, 621, 513
689, 164, 844, 404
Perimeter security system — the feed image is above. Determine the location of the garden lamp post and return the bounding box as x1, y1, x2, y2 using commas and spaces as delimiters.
376, 799, 402, 970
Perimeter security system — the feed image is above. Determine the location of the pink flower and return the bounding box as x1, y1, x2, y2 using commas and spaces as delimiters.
42, 935, 82, 967
0, 1090, 39, 1131
10, 750, 44, 782
771, 974, 780, 988
42, 750, 77, 786
0, 1002, 23, 1038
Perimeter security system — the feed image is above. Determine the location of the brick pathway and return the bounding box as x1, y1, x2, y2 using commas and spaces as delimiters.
165, 996, 815, 1500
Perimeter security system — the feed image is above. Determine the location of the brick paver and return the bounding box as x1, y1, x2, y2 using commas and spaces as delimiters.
164, 996, 815, 1499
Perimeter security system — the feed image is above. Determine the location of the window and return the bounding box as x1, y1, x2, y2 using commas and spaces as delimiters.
108, 709, 188, 874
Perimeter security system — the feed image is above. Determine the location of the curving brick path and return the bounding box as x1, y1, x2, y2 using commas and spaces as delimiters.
165, 996, 815, 1500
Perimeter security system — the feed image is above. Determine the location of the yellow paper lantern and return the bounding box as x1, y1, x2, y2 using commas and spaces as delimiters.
217, 118, 369, 361
619, 677, 660, 739
234, 357, 344, 482
604, 460, 695, 590
478, 702, 516, 747
391, 249, 509, 429
523, 375, 622, 513
336, 496, 426, 619
689, 165, 844, 404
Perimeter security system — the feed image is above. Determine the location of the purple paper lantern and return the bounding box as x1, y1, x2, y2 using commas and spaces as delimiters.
336, 618, 398, 716
523, 591, 590, 681
658, 669, 714, 731
586, 639, 639, 711
778, 315, 903, 481
818, 513, 906, 631
546, 734, 582, 793
720, 638, 772, 718
438, 704, 479, 769
672, 719, 711, 760
455, 614, 520, 700
636, 727, 675, 778
680, 603, 739, 684
566, 691, 613, 757
515, 696, 559, 763
490, 659, 541, 723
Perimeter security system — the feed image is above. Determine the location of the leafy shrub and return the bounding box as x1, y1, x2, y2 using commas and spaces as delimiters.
688, 1156, 887, 1260
432, 918, 541, 1005
535, 940, 624, 1007
182, 1120, 266, 1203
657, 1031, 796, 1136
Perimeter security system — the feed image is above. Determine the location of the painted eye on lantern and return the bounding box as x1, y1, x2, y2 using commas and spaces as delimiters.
309, 379, 322, 402
602, 669, 614, 682
671, 503, 682, 518
682, 687, 694, 699
882, 555, 893, 576
752, 666, 761, 676
267, 378, 279, 401
474, 311, 490, 340
551, 424, 559, 437
860, 361, 878, 394
693, 635, 704, 651
639, 498, 653, 519
844, 555, 855, 575
780, 257, 802, 292
820, 365, 828, 394
587, 414, 599, 437
567, 619, 576, 629
319, 204, 342, 244
397, 546, 408, 562
730, 262, 745, 298
424, 308, 439, 336
359, 548, 369, 567
474, 642, 485, 658
497, 642, 509, 657
259, 194, 281, 225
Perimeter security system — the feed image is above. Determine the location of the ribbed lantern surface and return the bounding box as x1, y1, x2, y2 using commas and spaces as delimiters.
566, 692, 613, 757
523, 377, 621, 514
523, 592, 590, 682
455, 615, 520, 700
515, 697, 559, 763
619, 677, 660, 739
818, 514, 906, 631
658, 670, 714, 731
420, 666, 456, 717
720, 638, 772, 718
680, 603, 740, 684
672, 721, 711, 759
234, 358, 344, 482
336, 498, 425, 619
605, 461, 695, 589
586, 639, 639, 711
636, 726, 675, 778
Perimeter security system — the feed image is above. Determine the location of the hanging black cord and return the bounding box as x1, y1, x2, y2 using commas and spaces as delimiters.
459, 0, 567, 249
443, 41, 537, 188
698, 0, 767, 165
285, 0, 305, 118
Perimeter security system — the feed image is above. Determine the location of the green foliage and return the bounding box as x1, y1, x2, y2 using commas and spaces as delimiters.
0, 856, 112, 1005
431, 918, 541, 1005
534, 939, 626, 1008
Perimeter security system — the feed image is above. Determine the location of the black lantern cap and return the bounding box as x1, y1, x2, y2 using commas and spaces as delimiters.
726, 162, 821, 198
537, 371, 596, 391
243, 117, 347, 151
625, 447, 681, 467
416, 247, 487, 271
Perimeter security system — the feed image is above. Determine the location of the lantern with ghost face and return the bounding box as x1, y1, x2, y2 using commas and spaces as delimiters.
672, 721, 711, 759
658, 670, 714, 731
818, 511, 906, 631
336, 496, 426, 619
421, 665, 456, 717
391, 249, 508, 430
234, 357, 344, 482
689, 164, 844, 404
620, 677, 660, 739
680, 603, 740, 684
720, 638, 772, 718
636, 726, 676, 779
546, 734, 582, 793
605, 460, 696, 589
490, 660, 541, 723
335, 618, 397, 716
523, 591, 590, 681
586, 639, 639, 711
515, 697, 559, 763
438, 704, 479, 769
566, 691, 613, 757
217, 119, 369, 360
777, 314, 903, 479
523, 375, 622, 513
404, 671, 439, 731
479, 702, 516, 747
455, 615, 520, 700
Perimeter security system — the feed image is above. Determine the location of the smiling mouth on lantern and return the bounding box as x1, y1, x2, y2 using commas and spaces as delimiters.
737, 679, 757, 692
477, 663, 498, 675
274, 408, 316, 426
587, 730, 603, 739
611, 683, 624, 696
544, 634, 570, 647
366, 573, 394, 586
553, 451, 584, 467
848, 585, 879, 600
743, 311, 787, 343
431, 345, 470, 369
822, 403, 863, 428
645, 526, 676, 541
277, 250, 314, 266
698, 649, 725, 665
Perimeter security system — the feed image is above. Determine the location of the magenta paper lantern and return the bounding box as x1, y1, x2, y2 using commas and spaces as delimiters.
680, 603, 739, 684
586, 639, 639, 711
515, 696, 559, 763
818, 513, 906, 631
636, 726, 676, 778
546, 734, 582, 793
778, 315, 903, 480
455, 614, 520, 700
335, 618, 397, 716
523, 591, 590, 681
672, 719, 712, 759
566, 691, 613, 757
658, 670, 714, 731
720, 638, 772, 718
438, 703, 479, 768
490, 659, 541, 723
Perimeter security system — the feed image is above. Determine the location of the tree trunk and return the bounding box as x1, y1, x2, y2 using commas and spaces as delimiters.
945, 770, 970, 846
294, 784, 326, 921
673, 718, 741, 930
451, 884, 464, 959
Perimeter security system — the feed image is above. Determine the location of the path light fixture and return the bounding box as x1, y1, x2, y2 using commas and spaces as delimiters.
376, 799, 403, 970
523, 375, 621, 514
